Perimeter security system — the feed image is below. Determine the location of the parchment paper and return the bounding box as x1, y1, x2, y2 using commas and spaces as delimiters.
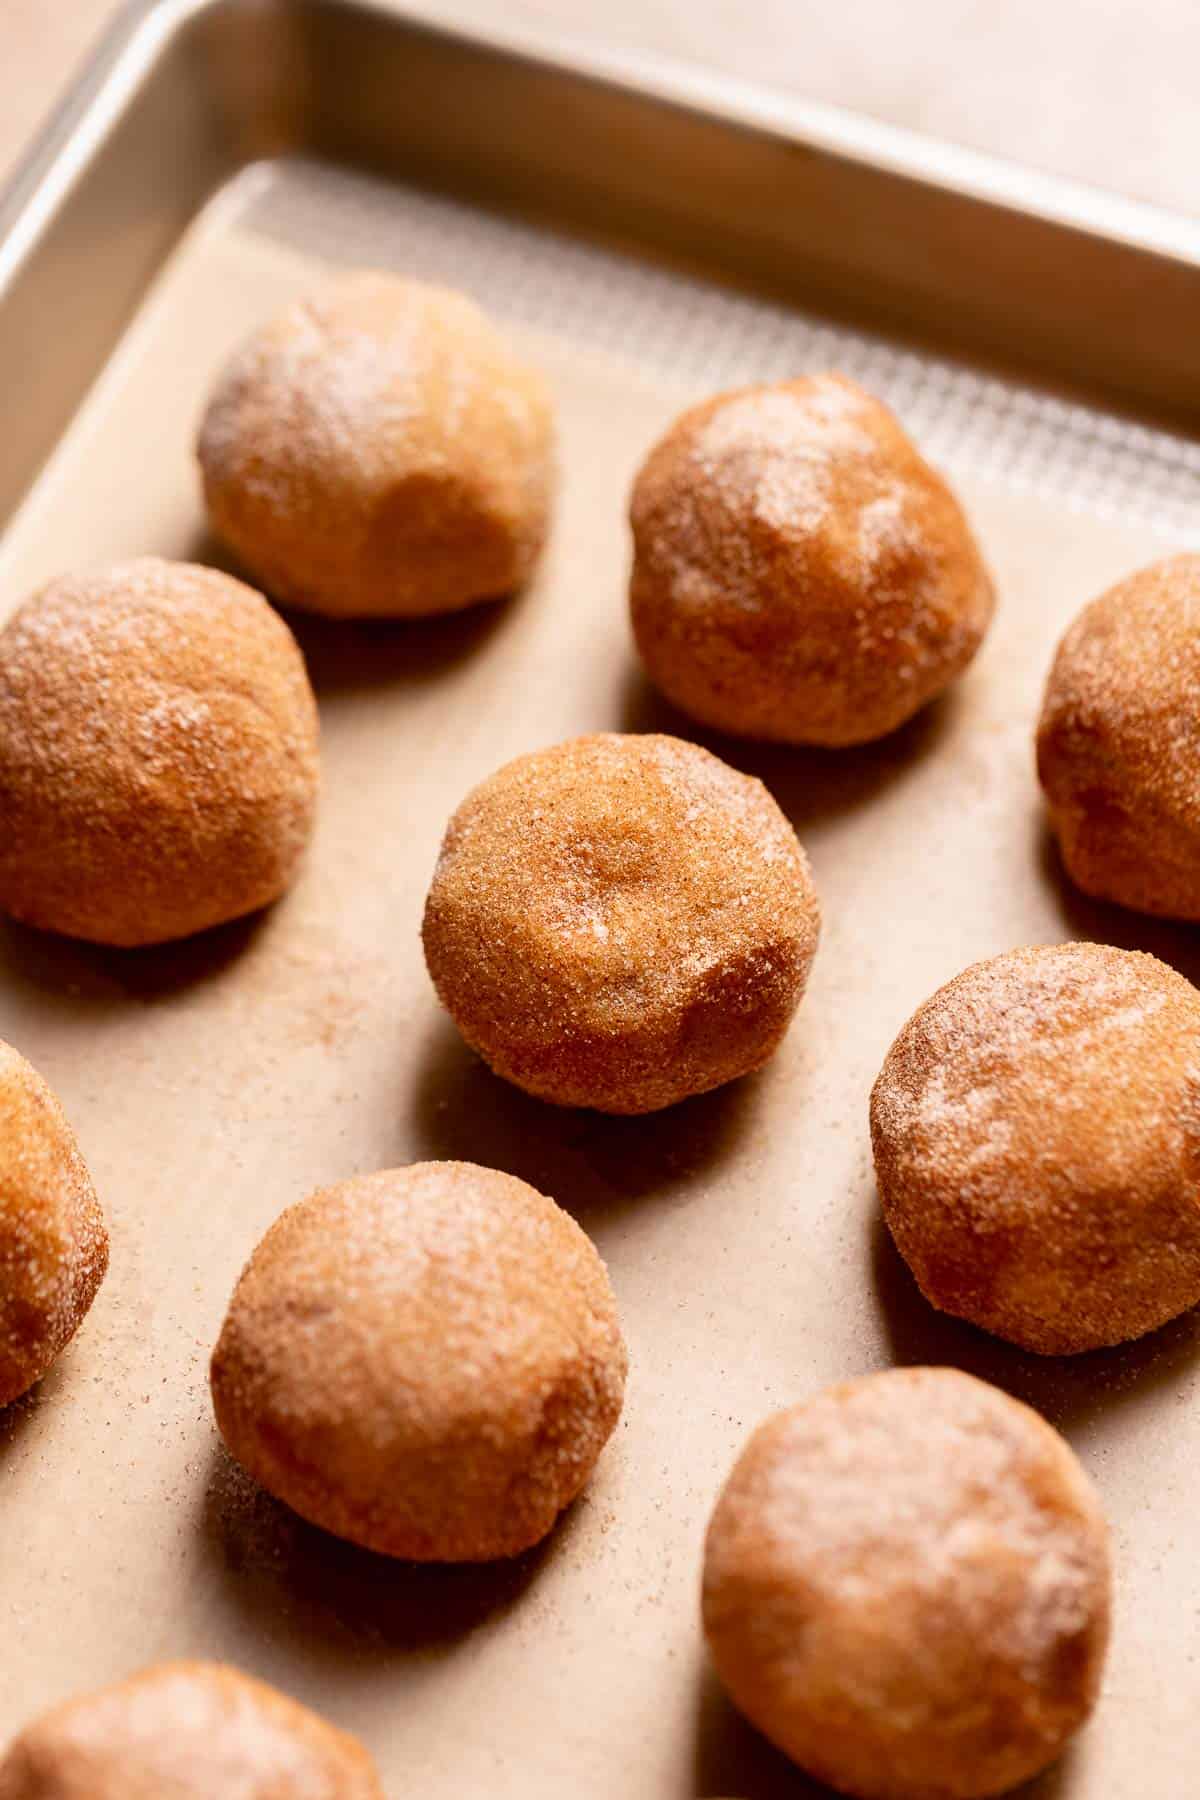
0, 201, 1196, 1798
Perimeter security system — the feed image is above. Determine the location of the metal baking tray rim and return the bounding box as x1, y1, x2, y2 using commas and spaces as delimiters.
6, 0, 1200, 282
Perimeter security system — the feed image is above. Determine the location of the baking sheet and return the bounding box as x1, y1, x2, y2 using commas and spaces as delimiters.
0, 179, 1197, 1799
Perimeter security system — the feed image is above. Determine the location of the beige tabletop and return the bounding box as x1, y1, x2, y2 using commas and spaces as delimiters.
2, 0, 1198, 220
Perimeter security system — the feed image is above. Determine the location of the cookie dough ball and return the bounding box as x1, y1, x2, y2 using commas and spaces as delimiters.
211, 1161, 626, 1561
0, 1661, 382, 1797
198, 271, 555, 618
630, 374, 994, 746
703, 1367, 1111, 1800
423, 733, 820, 1113
1038, 553, 1200, 918
0, 558, 319, 946
872, 942, 1200, 1353
0, 1041, 107, 1406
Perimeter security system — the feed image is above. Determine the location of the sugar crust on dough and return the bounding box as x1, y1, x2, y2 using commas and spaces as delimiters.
702, 1367, 1111, 1800
0, 1661, 383, 1798
629, 373, 994, 746
198, 271, 555, 618
211, 1161, 627, 1562
1038, 552, 1200, 919
422, 732, 821, 1114
0, 1039, 107, 1407
0, 557, 319, 947
871, 941, 1200, 1353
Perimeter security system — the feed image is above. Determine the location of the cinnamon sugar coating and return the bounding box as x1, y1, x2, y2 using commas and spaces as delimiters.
0, 1040, 107, 1407
1038, 553, 1200, 919
629, 374, 994, 746
702, 1368, 1111, 1799
0, 558, 319, 947
198, 271, 555, 618
421, 732, 820, 1114
0, 1661, 383, 1797
211, 1162, 627, 1562
872, 942, 1200, 1354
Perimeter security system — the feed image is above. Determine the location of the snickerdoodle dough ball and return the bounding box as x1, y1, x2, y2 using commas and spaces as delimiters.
872, 942, 1200, 1354
198, 271, 555, 617
422, 733, 820, 1113
0, 558, 319, 946
211, 1162, 626, 1561
0, 1661, 383, 1798
703, 1367, 1111, 1800
0, 1041, 107, 1406
1038, 553, 1200, 919
630, 374, 995, 746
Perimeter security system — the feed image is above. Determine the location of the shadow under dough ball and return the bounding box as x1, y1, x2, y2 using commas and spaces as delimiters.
198, 270, 555, 618
421, 732, 821, 1114
702, 1367, 1111, 1800
629, 373, 995, 746
0, 1040, 107, 1407
0, 1661, 383, 1797
0, 557, 319, 946
1038, 552, 1200, 919
871, 941, 1200, 1354
211, 1161, 627, 1562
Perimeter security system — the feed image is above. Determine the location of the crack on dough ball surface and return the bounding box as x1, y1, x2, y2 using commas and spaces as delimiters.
871, 941, 1200, 1353
210, 1161, 627, 1562
629, 374, 995, 746
198, 271, 556, 618
0, 557, 319, 947
0, 1661, 383, 1798
1038, 553, 1200, 919
702, 1367, 1111, 1800
421, 732, 821, 1113
0, 1040, 107, 1407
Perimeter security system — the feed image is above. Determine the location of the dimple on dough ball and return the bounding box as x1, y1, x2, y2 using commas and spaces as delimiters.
629, 374, 995, 746
1038, 553, 1200, 919
872, 941, 1200, 1354
422, 732, 820, 1114
0, 1661, 383, 1798
198, 271, 555, 617
0, 1040, 107, 1407
210, 1161, 627, 1561
0, 558, 319, 947
702, 1367, 1111, 1800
